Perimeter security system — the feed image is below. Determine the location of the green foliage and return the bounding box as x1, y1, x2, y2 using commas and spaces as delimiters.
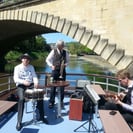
67, 42, 94, 55
12, 35, 50, 52
31, 51, 49, 60
5, 35, 51, 62
5, 50, 49, 62
5, 51, 22, 61
13, 37, 35, 52
35, 35, 50, 51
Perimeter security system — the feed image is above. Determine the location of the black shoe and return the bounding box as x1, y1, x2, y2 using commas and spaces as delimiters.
39, 118, 49, 124
48, 103, 54, 108
16, 122, 22, 131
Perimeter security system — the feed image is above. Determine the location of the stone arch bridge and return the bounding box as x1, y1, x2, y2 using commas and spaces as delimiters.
0, 0, 133, 74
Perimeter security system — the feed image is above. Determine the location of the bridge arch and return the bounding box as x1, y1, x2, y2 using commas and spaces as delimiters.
0, 9, 133, 73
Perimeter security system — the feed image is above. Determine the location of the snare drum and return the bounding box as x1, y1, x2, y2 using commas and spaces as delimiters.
25, 89, 45, 100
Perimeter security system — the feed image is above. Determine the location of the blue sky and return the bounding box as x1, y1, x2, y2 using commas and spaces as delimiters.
42, 33, 76, 44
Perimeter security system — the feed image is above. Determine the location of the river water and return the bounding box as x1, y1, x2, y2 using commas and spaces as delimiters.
44, 55, 116, 72
38, 55, 117, 86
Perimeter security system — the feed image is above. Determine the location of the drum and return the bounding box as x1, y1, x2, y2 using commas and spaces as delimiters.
25, 89, 45, 100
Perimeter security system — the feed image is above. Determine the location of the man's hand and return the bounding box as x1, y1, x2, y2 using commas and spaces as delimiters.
114, 95, 123, 106
51, 65, 55, 70
34, 83, 39, 89
118, 92, 126, 100
23, 80, 31, 86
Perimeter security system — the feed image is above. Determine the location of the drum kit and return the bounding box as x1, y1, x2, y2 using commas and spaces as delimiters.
24, 88, 45, 124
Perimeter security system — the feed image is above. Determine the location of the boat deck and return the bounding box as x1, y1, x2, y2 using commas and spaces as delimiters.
0, 94, 104, 133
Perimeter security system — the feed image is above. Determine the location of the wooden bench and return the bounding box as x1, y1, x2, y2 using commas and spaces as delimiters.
99, 110, 133, 133
0, 100, 17, 116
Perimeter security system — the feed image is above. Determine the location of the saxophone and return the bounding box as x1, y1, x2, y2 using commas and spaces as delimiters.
59, 60, 65, 79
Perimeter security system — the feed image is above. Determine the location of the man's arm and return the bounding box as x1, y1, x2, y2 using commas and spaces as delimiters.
116, 90, 133, 112
65, 51, 69, 66
30, 65, 39, 88
46, 50, 54, 67
13, 66, 24, 85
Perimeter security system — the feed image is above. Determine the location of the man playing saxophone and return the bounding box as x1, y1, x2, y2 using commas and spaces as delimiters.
46, 40, 69, 108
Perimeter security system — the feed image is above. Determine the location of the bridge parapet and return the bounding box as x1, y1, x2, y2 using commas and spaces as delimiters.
94, 39, 108, 55
80, 30, 93, 46
74, 26, 85, 42
108, 49, 125, 66
62, 20, 72, 35
101, 44, 116, 60
86, 34, 100, 50
116, 55, 133, 70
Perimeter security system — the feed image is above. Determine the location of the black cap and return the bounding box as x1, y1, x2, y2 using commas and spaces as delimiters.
20, 53, 32, 60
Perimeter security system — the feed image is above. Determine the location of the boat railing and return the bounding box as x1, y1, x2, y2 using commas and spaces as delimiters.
64, 73, 125, 93
0, 72, 125, 96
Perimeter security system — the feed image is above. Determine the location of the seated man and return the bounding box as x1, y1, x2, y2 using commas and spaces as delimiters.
13, 53, 48, 131
103, 69, 133, 124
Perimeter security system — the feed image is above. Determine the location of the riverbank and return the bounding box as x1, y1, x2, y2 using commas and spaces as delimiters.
78, 55, 118, 74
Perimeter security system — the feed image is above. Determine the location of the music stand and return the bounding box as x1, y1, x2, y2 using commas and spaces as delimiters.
74, 84, 100, 133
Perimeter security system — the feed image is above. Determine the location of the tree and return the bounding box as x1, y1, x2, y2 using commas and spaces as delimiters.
67, 42, 94, 55
35, 35, 46, 51
11, 35, 51, 52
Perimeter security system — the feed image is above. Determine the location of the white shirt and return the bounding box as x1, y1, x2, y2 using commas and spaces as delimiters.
46, 48, 69, 67
13, 63, 38, 86
122, 80, 133, 112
